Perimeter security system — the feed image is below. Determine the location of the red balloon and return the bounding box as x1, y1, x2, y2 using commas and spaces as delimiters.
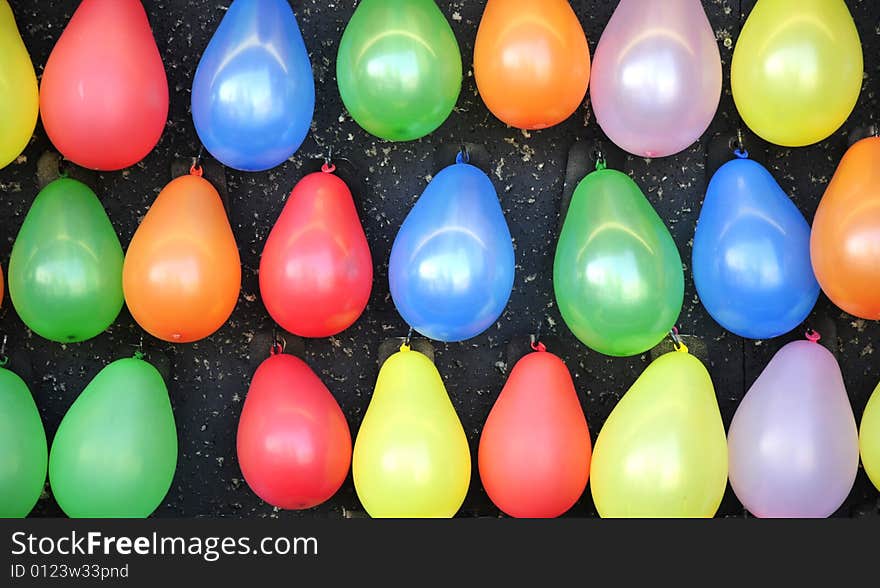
259, 165, 372, 337
39, 0, 168, 171
478, 346, 591, 517
237, 353, 352, 510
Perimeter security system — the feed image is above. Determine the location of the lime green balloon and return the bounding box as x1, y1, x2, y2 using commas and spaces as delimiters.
49, 358, 177, 518
0, 367, 46, 517
553, 164, 683, 356
860, 381, 880, 492
9, 178, 123, 343
336, 0, 462, 141
590, 349, 728, 518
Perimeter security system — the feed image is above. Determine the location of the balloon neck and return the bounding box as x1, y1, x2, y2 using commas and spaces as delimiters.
530, 341, 547, 353
594, 158, 607, 171
133, 350, 145, 360
321, 163, 337, 174
189, 164, 204, 177
733, 148, 749, 160
674, 342, 689, 354
399, 343, 411, 353
805, 329, 821, 343
455, 149, 470, 165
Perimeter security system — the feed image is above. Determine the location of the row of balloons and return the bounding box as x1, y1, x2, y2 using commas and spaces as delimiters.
0, 0, 866, 172
5, 329, 880, 518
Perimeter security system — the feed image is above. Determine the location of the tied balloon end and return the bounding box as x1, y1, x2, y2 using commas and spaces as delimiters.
131, 333, 145, 360
0, 334, 8, 367
529, 322, 546, 352
270, 326, 286, 356
190, 145, 205, 177
805, 328, 821, 343
400, 327, 414, 352
455, 144, 470, 165
593, 148, 607, 171
322, 146, 336, 174
670, 327, 688, 354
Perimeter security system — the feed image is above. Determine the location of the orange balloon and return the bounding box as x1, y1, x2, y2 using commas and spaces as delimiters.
474, 0, 590, 130
123, 170, 241, 342
811, 137, 880, 319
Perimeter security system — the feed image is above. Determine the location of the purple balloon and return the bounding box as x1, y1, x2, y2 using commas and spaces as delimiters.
727, 339, 859, 518
590, 0, 721, 158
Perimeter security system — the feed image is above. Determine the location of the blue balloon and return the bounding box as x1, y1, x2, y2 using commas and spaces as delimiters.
389, 156, 515, 342
191, 0, 314, 171
693, 151, 819, 339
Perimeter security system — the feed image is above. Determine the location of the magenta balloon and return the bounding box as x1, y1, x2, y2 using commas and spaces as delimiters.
590, 0, 721, 158
727, 340, 859, 518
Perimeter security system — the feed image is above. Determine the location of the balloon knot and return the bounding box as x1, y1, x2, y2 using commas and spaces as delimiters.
805, 329, 821, 343
133, 350, 145, 360
189, 164, 204, 177
530, 341, 547, 352
399, 343, 411, 352
321, 163, 336, 174
734, 148, 749, 159
270, 342, 284, 356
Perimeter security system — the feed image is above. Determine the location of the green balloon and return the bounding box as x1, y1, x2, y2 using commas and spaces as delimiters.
337, 0, 462, 141
554, 165, 684, 357
0, 367, 47, 518
49, 358, 177, 518
9, 178, 123, 343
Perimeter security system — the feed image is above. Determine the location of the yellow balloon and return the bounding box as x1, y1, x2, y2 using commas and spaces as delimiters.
0, 0, 39, 169
731, 0, 862, 147
860, 382, 880, 492
353, 344, 471, 518
590, 348, 728, 517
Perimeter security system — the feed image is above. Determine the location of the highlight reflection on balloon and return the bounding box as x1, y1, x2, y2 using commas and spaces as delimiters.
590, 0, 721, 157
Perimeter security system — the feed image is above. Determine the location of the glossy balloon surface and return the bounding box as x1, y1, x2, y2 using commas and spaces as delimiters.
693, 154, 819, 339
337, 0, 462, 141
811, 137, 880, 319
728, 340, 858, 518
478, 348, 591, 518
591, 0, 721, 157
123, 173, 241, 343
731, 0, 862, 146
389, 161, 514, 342
237, 353, 351, 510
49, 358, 177, 518
0, 368, 47, 518
353, 346, 470, 518
590, 350, 727, 518
0, 0, 39, 169
39, 0, 168, 170
474, 0, 590, 130
192, 0, 314, 171
860, 382, 880, 492
9, 178, 124, 343
260, 168, 372, 338
554, 167, 683, 356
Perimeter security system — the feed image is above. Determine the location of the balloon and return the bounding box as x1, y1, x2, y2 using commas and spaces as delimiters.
554, 162, 683, 356
337, 0, 462, 141
389, 155, 515, 342
478, 344, 591, 518
731, 0, 862, 147
39, 0, 168, 170
9, 178, 124, 343
860, 382, 880, 492
123, 169, 241, 343
237, 352, 351, 510
727, 337, 858, 517
473, 0, 590, 130
353, 345, 470, 517
0, 367, 47, 518
590, 347, 727, 518
590, 0, 721, 158
693, 151, 819, 339
260, 166, 372, 337
0, 0, 38, 169
811, 137, 880, 319
192, 0, 314, 171
49, 357, 177, 518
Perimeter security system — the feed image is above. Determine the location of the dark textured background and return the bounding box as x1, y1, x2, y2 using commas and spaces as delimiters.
1, 0, 878, 518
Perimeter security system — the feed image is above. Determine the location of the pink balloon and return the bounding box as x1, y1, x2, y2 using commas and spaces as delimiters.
590, 0, 721, 158
727, 339, 859, 518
